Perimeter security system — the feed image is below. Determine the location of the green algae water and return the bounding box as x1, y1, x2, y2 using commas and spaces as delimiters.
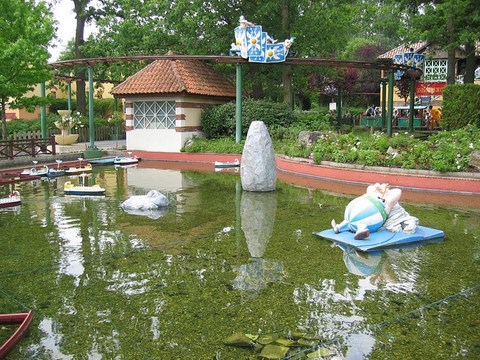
0, 164, 479, 359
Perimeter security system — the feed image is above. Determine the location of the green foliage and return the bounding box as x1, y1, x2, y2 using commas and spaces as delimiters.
0, 0, 54, 139
201, 99, 298, 139
442, 84, 480, 130
182, 136, 244, 154
307, 126, 480, 172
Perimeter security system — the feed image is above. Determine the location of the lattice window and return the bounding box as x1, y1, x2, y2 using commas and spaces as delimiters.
133, 101, 176, 129
423, 59, 447, 82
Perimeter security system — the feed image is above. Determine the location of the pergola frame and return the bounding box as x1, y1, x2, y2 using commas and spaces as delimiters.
46, 55, 422, 152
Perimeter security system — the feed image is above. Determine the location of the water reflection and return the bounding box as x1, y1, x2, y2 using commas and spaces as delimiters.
1, 164, 478, 359
233, 191, 285, 293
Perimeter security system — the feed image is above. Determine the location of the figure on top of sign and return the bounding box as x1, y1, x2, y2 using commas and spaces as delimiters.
230, 15, 294, 63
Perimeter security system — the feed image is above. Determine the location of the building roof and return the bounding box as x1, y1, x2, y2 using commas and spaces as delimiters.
378, 42, 429, 59
111, 57, 236, 98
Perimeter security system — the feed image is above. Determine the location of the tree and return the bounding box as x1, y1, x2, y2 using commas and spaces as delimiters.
0, 0, 54, 140
402, 0, 480, 85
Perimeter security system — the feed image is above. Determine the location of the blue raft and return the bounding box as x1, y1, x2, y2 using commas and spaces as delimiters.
314, 225, 444, 252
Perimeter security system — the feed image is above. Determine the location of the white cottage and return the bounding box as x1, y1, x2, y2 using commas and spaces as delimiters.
111, 56, 236, 152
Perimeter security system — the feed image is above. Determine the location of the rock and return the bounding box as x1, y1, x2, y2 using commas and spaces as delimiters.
240, 121, 277, 192
469, 150, 480, 170
298, 131, 324, 147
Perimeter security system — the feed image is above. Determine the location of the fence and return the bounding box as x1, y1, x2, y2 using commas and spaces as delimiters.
0, 136, 56, 160
13, 126, 126, 142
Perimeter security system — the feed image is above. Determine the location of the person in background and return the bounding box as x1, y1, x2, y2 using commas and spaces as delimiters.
428, 105, 442, 129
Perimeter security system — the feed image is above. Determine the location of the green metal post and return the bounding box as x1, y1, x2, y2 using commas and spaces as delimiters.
387, 71, 394, 137
336, 88, 342, 128
67, 82, 72, 111
235, 63, 242, 143
83, 66, 102, 158
408, 77, 416, 133
87, 66, 96, 149
381, 79, 387, 129
40, 82, 47, 138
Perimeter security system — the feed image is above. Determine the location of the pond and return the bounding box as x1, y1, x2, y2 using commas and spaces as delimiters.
1, 163, 479, 359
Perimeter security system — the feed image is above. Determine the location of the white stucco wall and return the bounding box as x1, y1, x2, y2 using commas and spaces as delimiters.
126, 129, 204, 152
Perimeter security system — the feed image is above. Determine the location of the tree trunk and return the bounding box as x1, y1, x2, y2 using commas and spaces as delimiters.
73, 0, 87, 115
446, 15, 456, 85
1, 98, 6, 140
464, 41, 476, 84
281, 1, 293, 108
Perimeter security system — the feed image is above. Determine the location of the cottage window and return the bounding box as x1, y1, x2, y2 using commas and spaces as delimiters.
133, 101, 176, 129
423, 59, 447, 82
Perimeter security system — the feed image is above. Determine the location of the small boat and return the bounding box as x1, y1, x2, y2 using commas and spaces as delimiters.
88, 157, 117, 165
214, 159, 240, 168
65, 164, 93, 175
0, 191, 21, 208
20, 165, 48, 177
64, 182, 105, 196
65, 158, 93, 175
0, 311, 33, 359
113, 155, 139, 165
46, 160, 66, 178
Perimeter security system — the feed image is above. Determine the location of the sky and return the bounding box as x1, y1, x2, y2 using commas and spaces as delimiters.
49, 0, 97, 62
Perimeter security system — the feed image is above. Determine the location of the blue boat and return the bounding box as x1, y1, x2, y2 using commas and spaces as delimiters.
88, 157, 117, 165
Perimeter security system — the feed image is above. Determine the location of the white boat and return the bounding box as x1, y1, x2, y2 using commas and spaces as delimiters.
114, 155, 139, 165
64, 174, 105, 196
65, 164, 93, 175
64, 182, 105, 196
20, 161, 48, 177
46, 161, 66, 177
0, 191, 21, 208
214, 159, 240, 168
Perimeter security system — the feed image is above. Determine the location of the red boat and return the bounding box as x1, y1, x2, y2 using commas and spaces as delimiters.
0, 311, 33, 359
0, 191, 21, 209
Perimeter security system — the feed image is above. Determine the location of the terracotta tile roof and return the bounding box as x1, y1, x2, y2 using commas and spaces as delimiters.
111, 59, 236, 98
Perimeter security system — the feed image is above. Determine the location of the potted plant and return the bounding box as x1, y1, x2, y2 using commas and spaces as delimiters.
54, 110, 81, 145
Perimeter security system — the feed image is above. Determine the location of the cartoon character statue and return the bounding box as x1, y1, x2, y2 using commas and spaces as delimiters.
331, 183, 418, 240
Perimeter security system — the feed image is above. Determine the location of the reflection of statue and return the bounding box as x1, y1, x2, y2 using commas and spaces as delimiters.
340, 245, 383, 277
240, 191, 277, 257
233, 191, 284, 293
331, 183, 418, 240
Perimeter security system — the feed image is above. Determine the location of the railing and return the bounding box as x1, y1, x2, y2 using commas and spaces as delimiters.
13, 126, 126, 143
0, 136, 56, 160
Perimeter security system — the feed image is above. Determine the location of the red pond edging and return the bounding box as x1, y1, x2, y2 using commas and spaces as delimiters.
131, 151, 480, 195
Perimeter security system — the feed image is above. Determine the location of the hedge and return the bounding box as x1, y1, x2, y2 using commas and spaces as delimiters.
442, 84, 480, 130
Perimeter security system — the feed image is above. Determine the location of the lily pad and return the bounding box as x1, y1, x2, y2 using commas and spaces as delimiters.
306, 347, 334, 358
257, 334, 279, 345
224, 332, 255, 347
258, 344, 290, 359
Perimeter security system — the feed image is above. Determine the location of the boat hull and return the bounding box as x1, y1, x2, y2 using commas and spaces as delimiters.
0, 311, 33, 359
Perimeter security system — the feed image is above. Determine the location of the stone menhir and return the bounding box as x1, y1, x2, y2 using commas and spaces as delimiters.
240, 121, 277, 192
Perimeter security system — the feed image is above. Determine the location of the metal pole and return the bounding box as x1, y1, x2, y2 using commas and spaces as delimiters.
87, 66, 96, 149
67, 82, 72, 111
408, 77, 416, 133
381, 79, 387, 129
387, 71, 394, 137
40, 82, 47, 138
235, 63, 242, 143
336, 88, 342, 128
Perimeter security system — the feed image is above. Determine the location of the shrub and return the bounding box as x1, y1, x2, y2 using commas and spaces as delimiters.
201, 99, 298, 139
442, 84, 480, 130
